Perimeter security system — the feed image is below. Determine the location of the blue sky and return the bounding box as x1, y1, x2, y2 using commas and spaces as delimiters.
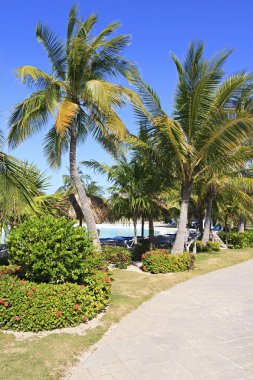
1, 0, 253, 193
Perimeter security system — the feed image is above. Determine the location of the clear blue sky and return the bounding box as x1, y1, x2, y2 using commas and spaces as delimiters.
1, 0, 252, 193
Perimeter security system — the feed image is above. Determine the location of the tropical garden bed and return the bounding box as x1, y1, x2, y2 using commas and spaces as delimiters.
1, 248, 253, 380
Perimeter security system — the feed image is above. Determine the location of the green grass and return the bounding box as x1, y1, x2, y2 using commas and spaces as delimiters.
1, 248, 253, 380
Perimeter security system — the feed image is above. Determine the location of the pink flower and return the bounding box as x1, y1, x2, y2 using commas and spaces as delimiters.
74, 303, 79, 310
56, 311, 61, 317
14, 316, 21, 321
4, 301, 9, 308
0, 298, 5, 305
27, 291, 34, 297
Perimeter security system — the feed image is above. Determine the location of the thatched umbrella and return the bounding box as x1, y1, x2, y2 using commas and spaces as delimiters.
66, 193, 109, 225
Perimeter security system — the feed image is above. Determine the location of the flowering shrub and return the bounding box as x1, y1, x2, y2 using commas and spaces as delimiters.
0, 265, 20, 276
219, 231, 253, 249
102, 246, 132, 269
8, 216, 95, 283
142, 250, 194, 274
0, 271, 111, 332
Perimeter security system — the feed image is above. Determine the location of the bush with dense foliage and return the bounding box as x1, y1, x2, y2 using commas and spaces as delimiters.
205, 241, 220, 252
194, 240, 220, 253
102, 246, 132, 269
219, 231, 253, 249
132, 241, 149, 261
8, 216, 95, 283
142, 250, 194, 274
0, 270, 111, 332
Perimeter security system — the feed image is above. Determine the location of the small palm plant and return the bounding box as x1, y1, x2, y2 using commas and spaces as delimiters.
8, 5, 144, 247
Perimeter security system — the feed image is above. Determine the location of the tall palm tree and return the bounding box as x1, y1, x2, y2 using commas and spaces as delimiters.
8, 5, 145, 247
133, 42, 253, 253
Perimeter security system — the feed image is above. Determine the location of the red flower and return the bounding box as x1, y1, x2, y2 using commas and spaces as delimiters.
104, 277, 111, 283
82, 316, 88, 322
56, 311, 61, 317
14, 316, 21, 321
74, 303, 79, 310
27, 291, 34, 297
0, 298, 4, 305
4, 301, 9, 307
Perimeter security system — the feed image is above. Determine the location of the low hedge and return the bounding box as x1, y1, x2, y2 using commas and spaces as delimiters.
195, 241, 220, 252
142, 250, 194, 274
102, 246, 132, 269
0, 271, 111, 332
219, 231, 253, 249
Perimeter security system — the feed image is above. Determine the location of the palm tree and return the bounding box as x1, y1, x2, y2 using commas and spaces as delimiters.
83, 135, 177, 248
133, 42, 253, 253
83, 156, 161, 245
8, 5, 145, 247
56, 167, 103, 197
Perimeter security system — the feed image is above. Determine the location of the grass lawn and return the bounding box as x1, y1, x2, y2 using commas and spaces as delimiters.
1, 248, 253, 380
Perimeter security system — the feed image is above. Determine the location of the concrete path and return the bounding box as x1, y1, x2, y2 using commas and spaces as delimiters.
67, 260, 253, 380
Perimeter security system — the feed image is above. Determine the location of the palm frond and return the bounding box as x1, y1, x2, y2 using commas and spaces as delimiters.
55, 99, 79, 134
43, 125, 69, 168
8, 91, 51, 148
36, 23, 66, 79
15, 66, 61, 90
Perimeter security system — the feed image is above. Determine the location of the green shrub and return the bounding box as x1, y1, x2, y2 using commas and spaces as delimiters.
193, 240, 220, 253
219, 231, 253, 249
205, 241, 220, 252
8, 216, 95, 283
0, 271, 111, 332
132, 241, 149, 261
102, 246, 131, 269
196, 240, 205, 253
142, 250, 194, 274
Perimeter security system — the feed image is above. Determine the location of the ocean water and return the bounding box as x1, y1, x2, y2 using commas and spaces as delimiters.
96, 224, 149, 239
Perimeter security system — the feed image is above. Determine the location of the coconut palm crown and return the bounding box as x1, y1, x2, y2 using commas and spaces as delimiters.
8, 5, 145, 247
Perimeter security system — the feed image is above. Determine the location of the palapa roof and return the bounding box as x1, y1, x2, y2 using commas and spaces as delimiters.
66, 193, 109, 224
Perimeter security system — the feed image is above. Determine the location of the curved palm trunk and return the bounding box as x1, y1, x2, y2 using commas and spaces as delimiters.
238, 216, 245, 233
172, 182, 192, 254
202, 193, 214, 244
148, 217, 154, 250
69, 125, 100, 248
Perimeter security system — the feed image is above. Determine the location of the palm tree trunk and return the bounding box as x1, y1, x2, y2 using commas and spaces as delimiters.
202, 194, 214, 244
238, 216, 245, 233
172, 182, 192, 254
133, 215, 138, 244
141, 215, 145, 238
148, 217, 154, 250
69, 125, 100, 248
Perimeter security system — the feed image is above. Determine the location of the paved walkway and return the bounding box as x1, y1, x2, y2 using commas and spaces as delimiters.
67, 260, 253, 380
